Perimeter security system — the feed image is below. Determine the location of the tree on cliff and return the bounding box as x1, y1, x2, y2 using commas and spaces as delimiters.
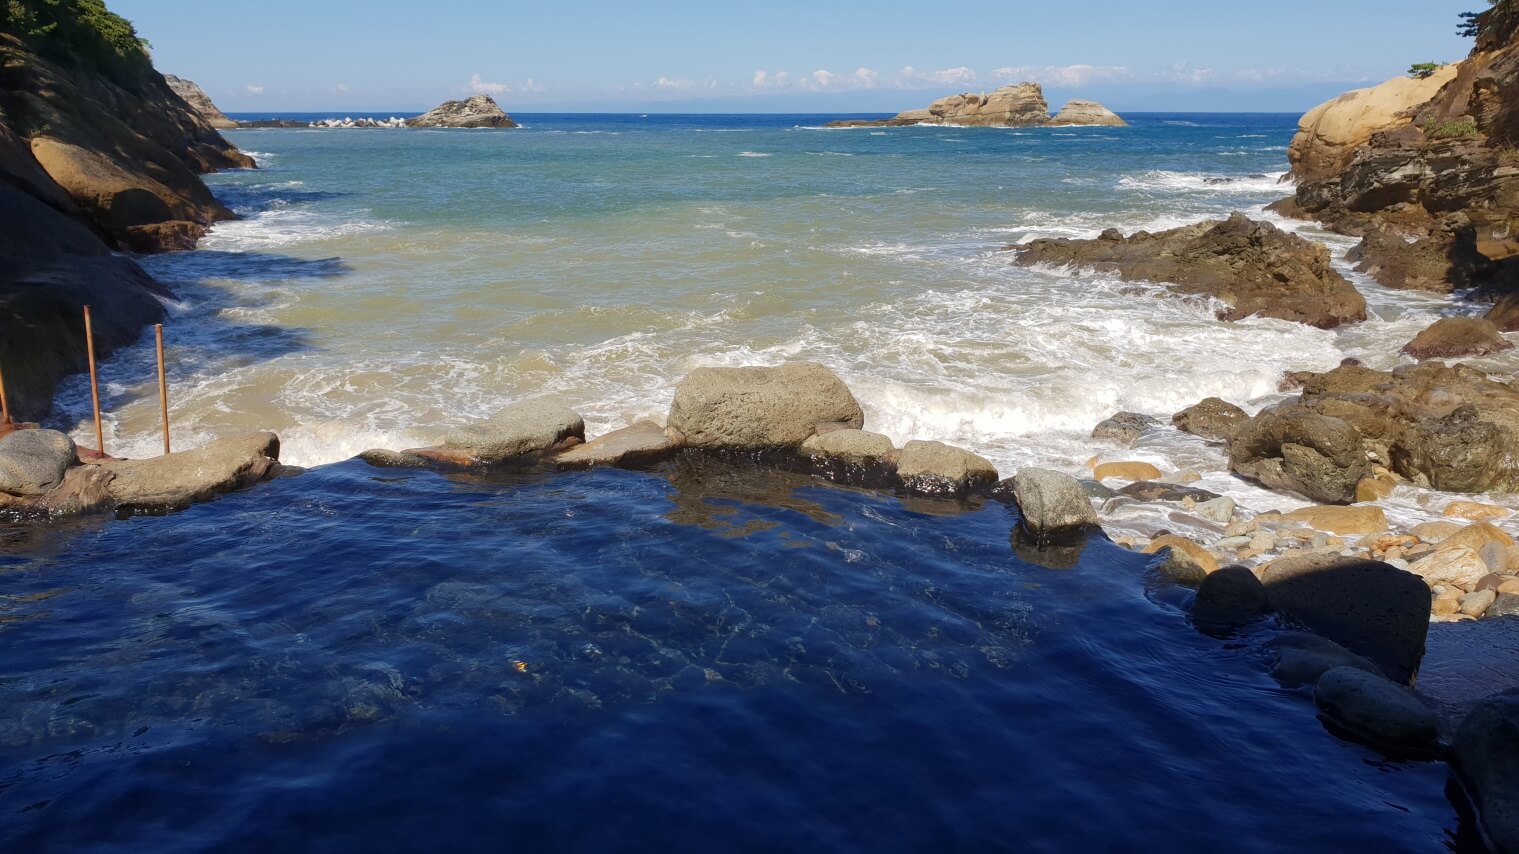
1461, 1, 1517, 48
1, 0, 150, 84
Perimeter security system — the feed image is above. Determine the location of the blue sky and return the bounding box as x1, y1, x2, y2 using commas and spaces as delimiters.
115, 0, 1477, 113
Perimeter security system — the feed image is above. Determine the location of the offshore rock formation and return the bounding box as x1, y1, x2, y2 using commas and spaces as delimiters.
1011, 213, 1368, 328
824, 83, 1125, 128
164, 74, 237, 129
0, 6, 252, 419
1273, 6, 1519, 330
407, 95, 518, 128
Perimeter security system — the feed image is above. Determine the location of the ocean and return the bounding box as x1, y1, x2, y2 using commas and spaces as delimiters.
4, 112, 1513, 849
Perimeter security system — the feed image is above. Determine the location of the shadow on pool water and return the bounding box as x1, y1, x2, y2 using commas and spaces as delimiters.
0, 457, 1498, 851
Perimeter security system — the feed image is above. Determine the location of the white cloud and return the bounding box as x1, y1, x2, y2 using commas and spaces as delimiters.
897, 66, 977, 88
336, 82, 349, 93
469, 74, 510, 94
245, 84, 264, 95
853, 67, 879, 89
994, 64, 1133, 87
808, 69, 835, 89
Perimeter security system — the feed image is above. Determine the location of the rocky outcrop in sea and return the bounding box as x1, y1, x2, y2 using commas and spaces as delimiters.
406, 94, 518, 128
823, 82, 1125, 129
164, 74, 237, 129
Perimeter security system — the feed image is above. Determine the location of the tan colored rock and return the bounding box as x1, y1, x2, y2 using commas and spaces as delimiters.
555, 421, 682, 469
1144, 535, 1220, 574
1411, 520, 1464, 543
104, 433, 281, 513
1402, 317, 1514, 360
1409, 546, 1491, 590
1093, 461, 1163, 482
1444, 500, 1513, 521
407, 95, 518, 128
1355, 472, 1399, 502
1281, 505, 1388, 536
1288, 66, 1460, 184
799, 429, 894, 465
1501, 579, 1519, 595
1461, 588, 1498, 617
896, 440, 997, 496
164, 74, 237, 129
1049, 99, 1127, 127
667, 362, 863, 451
1443, 522, 1515, 574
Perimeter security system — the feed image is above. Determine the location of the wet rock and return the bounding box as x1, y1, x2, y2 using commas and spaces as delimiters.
1228, 407, 1367, 504
1452, 689, 1519, 852
1462, 589, 1499, 617
1117, 481, 1222, 503
1443, 522, 1515, 574
1490, 593, 1519, 617
104, 433, 282, 513
444, 398, 586, 463
407, 94, 518, 128
1093, 461, 1163, 482
1409, 546, 1492, 590
1401, 317, 1514, 360
1012, 214, 1367, 328
1313, 666, 1438, 756
1079, 479, 1116, 500
800, 429, 894, 466
556, 421, 682, 469
0, 429, 75, 496
1145, 534, 1219, 577
1355, 471, 1399, 501
1280, 505, 1387, 536
667, 362, 863, 451
896, 441, 997, 496
1172, 397, 1248, 442
1193, 565, 1268, 627
1260, 557, 1428, 684
1193, 496, 1237, 524
1000, 468, 1099, 543
358, 449, 429, 469
1091, 412, 1156, 446
1412, 520, 1465, 543
1268, 632, 1383, 688
1445, 500, 1513, 521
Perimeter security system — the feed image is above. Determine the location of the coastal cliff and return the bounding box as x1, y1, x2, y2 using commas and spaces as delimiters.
0, 1, 252, 420
165, 74, 237, 129
825, 82, 1125, 128
1276, 4, 1519, 330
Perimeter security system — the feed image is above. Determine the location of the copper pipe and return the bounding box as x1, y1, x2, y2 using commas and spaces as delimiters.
84, 305, 104, 455
155, 324, 170, 454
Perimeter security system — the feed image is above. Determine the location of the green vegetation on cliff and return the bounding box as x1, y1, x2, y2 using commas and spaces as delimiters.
0, 0, 150, 84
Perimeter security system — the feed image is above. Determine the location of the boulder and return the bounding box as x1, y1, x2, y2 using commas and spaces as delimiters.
1172, 398, 1248, 442
667, 362, 864, 451
1411, 520, 1465, 543
1452, 689, 1519, 852
1267, 632, 1383, 687
556, 421, 682, 470
0, 429, 76, 496
1192, 565, 1268, 627
895, 440, 997, 496
1287, 66, 1459, 184
1401, 317, 1514, 360
1280, 505, 1387, 536
1012, 214, 1368, 329
1443, 522, 1515, 574
1000, 468, 1099, 543
1117, 481, 1222, 503
1408, 546, 1492, 590
1491, 592, 1519, 617
444, 399, 585, 464
1049, 99, 1127, 127
1445, 500, 1514, 521
1145, 534, 1219, 575
1193, 496, 1237, 524
104, 433, 281, 513
1228, 407, 1368, 504
164, 74, 237, 129
358, 449, 430, 469
1313, 666, 1439, 756
1091, 411, 1156, 446
407, 95, 518, 128
799, 429, 894, 465
1093, 461, 1163, 482
1260, 558, 1429, 684
1462, 589, 1499, 617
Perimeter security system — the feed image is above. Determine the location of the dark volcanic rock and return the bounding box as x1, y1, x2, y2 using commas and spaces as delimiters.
1401, 316, 1514, 360
1172, 397, 1248, 442
1228, 407, 1368, 504
1091, 411, 1156, 446
1192, 565, 1268, 628
1452, 689, 1519, 853
1260, 558, 1429, 685
1011, 213, 1367, 329
1313, 666, 1438, 756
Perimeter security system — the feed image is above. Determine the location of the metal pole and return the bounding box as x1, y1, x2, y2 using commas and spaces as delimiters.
155, 323, 170, 454
83, 305, 104, 455
0, 360, 10, 425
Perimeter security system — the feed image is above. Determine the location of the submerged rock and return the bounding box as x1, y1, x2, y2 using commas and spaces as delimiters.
1401, 317, 1514, 360
444, 398, 585, 464
1172, 397, 1247, 442
407, 95, 518, 128
1145, 534, 1219, 578
1193, 565, 1268, 627
0, 429, 76, 496
1260, 558, 1428, 684
1268, 632, 1383, 688
1012, 214, 1367, 329
358, 449, 430, 469
895, 440, 997, 496
667, 362, 864, 451
556, 420, 683, 469
1000, 468, 1099, 543
104, 432, 282, 513
1453, 689, 1519, 853
1091, 412, 1156, 446
1313, 666, 1438, 756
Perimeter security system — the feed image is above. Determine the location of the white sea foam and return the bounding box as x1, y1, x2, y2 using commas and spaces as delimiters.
1117, 170, 1290, 194
737, 151, 773, 157
200, 205, 393, 250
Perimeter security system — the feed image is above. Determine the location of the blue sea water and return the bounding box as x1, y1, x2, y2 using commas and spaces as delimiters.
8, 112, 1516, 850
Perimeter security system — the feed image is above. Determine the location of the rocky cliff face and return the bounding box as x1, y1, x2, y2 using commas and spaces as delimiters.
164, 74, 237, 129
1, 2, 252, 419
407, 95, 518, 128
1278, 8, 1519, 331
825, 83, 1124, 129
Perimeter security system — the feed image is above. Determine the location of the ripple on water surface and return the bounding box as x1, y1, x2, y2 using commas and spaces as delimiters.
0, 461, 1464, 850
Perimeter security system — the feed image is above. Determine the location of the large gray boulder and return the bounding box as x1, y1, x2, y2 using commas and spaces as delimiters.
667, 362, 864, 451
0, 429, 76, 496
105, 432, 282, 513
896, 440, 997, 496
1000, 468, 1098, 542
1314, 666, 1438, 756
1260, 558, 1429, 684
1091, 412, 1156, 447
1453, 689, 1519, 853
1172, 397, 1247, 442
444, 398, 585, 463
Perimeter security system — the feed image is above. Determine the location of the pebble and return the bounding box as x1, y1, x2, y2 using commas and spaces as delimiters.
1216, 536, 1253, 550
